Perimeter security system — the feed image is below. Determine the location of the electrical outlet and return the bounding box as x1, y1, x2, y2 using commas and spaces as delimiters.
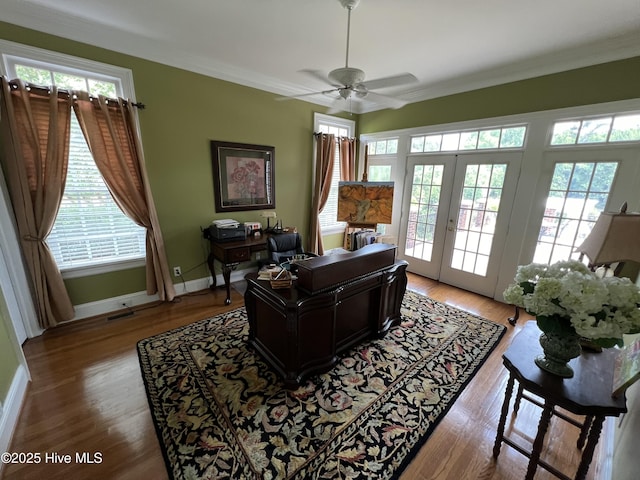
256, 252, 262, 260
173, 266, 182, 277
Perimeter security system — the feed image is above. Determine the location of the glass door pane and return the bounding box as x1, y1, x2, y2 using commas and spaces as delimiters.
450, 163, 507, 276
405, 164, 444, 262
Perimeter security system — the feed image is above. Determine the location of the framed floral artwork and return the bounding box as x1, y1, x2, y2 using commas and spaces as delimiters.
210, 140, 275, 212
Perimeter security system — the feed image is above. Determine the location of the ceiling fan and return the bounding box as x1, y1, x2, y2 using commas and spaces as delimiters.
279, 0, 417, 113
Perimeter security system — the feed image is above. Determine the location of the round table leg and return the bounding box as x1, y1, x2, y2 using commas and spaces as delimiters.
575, 416, 604, 480
222, 266, 232, 305
525, 401, 554, 480
493, 374, 516, 458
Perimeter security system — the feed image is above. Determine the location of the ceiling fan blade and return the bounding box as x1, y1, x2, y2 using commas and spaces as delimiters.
360, 73, 418, 91
275, 88, 340, 101
362, 91, 408, 110
299, 69, 341, 88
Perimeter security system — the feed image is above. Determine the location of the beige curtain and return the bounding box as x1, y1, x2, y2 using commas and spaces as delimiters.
72, 92, 175, 301
339, 137, 357, 182
309, 133, 336, 255
0, 77, 75, 328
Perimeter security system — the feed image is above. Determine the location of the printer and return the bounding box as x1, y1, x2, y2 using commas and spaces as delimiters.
206, 219, 246, 242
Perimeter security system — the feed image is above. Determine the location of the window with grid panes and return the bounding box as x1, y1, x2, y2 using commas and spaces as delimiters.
532, 111, 640, 264
410, 125, 527, 153
314, 114, 355, 233
550, 113, 640, 145
2, 45, 146, 276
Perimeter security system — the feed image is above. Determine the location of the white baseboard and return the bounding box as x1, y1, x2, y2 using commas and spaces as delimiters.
0, 364, 29, 472
67, 268, 251, 323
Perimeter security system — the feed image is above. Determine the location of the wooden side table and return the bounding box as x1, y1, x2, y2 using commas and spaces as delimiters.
207, 235, 267, 305
493, 321, 627, 480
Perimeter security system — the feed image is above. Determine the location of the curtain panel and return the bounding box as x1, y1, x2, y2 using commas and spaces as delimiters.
310, 133, 336, 255
338, 137, 356, 182
72, 92, 175, 302
0, 77, 75, 328
0, 76, 176, 329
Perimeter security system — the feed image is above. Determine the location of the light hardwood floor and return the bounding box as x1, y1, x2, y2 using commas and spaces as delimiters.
2, 273, 613, 480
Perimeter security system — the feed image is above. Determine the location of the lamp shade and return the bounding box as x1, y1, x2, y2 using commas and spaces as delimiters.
575, 212, 640, 265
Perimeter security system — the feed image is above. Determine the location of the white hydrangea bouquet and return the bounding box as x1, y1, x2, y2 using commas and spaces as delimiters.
504, 260, 640, 348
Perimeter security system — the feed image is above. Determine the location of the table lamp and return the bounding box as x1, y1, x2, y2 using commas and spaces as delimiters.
575, 206, 640, 274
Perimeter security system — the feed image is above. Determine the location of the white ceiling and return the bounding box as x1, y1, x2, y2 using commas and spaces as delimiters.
2, 0, 639, 113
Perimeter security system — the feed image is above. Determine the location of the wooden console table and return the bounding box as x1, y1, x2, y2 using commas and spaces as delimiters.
207, 235, 267, 305
493, 321, 627, 480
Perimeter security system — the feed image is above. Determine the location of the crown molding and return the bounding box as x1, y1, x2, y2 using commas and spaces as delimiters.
397, 32, 640, 108
2, 0, 638, 114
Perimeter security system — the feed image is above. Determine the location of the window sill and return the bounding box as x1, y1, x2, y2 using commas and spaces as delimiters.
60, 257, 145, 279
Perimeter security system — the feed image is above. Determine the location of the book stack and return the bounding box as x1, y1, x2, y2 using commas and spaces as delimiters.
258, 265, 282, 280
346, 229, 379, 251
612, 337, 640, 398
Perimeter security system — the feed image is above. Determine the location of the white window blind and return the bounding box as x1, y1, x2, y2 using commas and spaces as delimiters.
318, 141, 344, 230
47, 116, 146, 269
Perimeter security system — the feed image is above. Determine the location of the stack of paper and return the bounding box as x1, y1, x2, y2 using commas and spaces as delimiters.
212, 219, 239, 229
258, 265, 282, 281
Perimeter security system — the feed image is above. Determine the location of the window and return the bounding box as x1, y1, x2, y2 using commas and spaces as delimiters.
533, 162, 618, 264
550, 113, 640, 145
410, 125, 527, 153
1, 41, 146, 277
368, 138, 398, 155
314, 113, 355, 233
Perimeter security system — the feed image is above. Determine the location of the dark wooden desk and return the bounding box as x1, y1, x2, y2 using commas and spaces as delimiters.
244, 257, 407, 387
207, 235, 267, 305
493, 321, 627, 480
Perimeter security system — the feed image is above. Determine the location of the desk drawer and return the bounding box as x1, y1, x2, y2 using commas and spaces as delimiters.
227, 247, 250, 262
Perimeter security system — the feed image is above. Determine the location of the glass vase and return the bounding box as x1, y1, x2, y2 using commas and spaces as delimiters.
534, 330, 582, 378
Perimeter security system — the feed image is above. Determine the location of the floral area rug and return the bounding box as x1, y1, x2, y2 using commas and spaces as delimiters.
137, 290, 506, 480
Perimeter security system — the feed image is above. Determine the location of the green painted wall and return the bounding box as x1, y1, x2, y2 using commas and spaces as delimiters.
360, 57, 640, 133
0, 287, 20, 402
0, 21, 332, 304
1, 20, 638, 306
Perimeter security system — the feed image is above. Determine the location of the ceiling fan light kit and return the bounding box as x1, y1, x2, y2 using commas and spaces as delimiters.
278, 0, 417, 113
339, 0, 360, 9
328, 67, 365, 87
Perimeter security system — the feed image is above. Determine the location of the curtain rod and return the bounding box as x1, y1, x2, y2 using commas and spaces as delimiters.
5, 79, 146, 109
313, 132, 357, 141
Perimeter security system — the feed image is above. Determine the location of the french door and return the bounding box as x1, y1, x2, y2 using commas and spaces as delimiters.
398, 152, 521, 296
